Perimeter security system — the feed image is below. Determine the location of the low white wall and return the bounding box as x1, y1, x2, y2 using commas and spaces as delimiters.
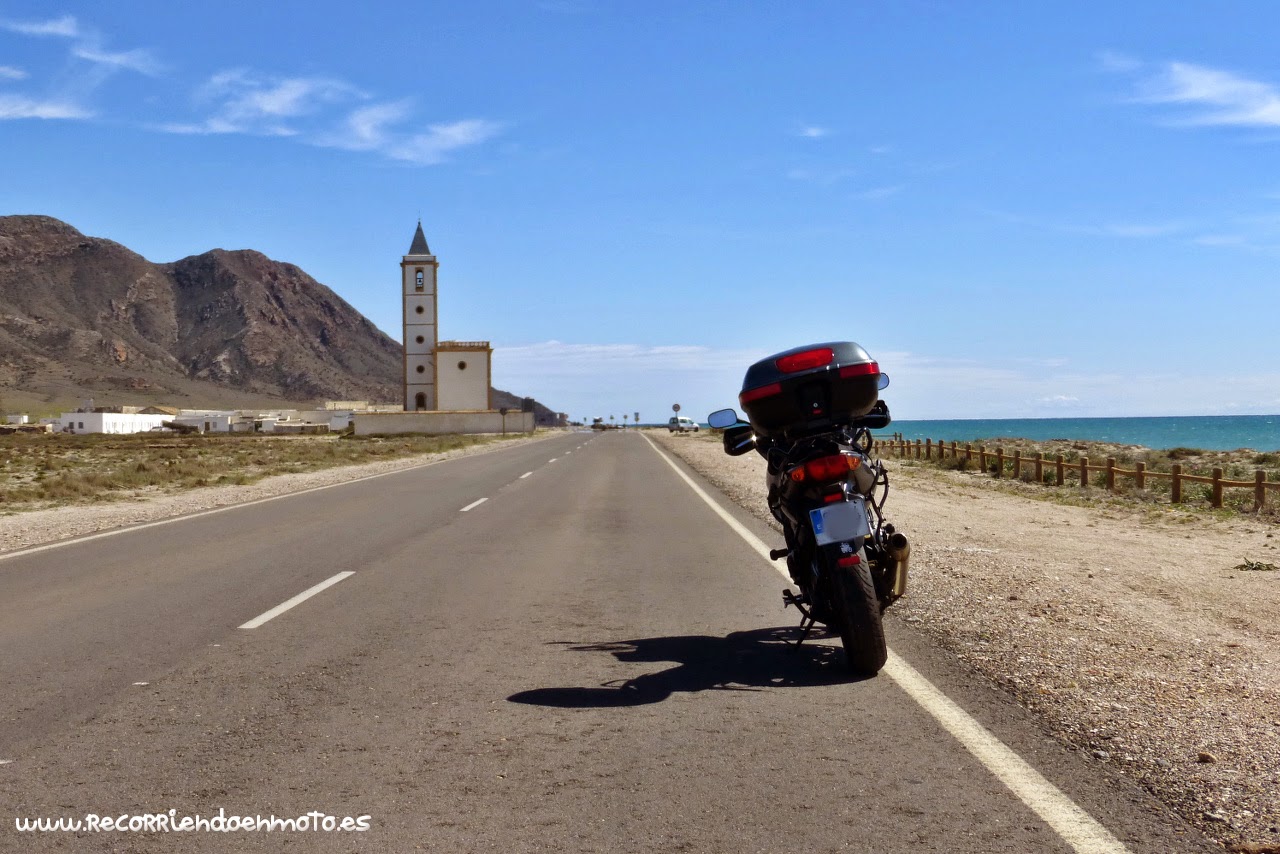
352, 410, 535, 436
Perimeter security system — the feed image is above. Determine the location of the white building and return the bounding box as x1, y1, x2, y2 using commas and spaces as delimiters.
401, 222, 492, 412
58, 412, 172, 434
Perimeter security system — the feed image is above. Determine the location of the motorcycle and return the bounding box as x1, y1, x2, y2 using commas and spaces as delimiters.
707, 342, 910, 676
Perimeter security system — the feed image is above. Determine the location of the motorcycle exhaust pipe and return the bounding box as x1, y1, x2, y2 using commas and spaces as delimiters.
886, 532, 911, 598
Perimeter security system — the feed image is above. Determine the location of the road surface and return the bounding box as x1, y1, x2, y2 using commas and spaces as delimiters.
0, 431, 1216, 852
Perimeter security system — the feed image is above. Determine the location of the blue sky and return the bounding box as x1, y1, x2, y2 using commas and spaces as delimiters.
3, 1, 1279, 422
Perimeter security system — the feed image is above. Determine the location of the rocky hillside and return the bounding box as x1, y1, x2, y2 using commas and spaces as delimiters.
0, 216, 557, 420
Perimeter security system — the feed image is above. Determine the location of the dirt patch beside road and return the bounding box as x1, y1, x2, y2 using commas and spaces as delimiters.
651, 429, 1280, 851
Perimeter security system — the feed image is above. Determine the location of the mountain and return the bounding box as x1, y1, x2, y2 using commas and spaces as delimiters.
0, 215, 559, 422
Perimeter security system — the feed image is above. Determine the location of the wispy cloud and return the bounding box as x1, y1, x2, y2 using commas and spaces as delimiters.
72, 44, 161, 76
164, 70, 363, 136
321, 101, 413, 151
797, 125, 830, 139
0, 94, 92, 120
166, 68, 504, 164
386, 118, 504, 165
0, 15, 80, 38
856, 185, 903, 200
1123, 59, 1280, 128
0, 14, 158, 124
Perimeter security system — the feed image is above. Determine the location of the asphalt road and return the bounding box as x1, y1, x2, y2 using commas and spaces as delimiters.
0, 431, 1219, 852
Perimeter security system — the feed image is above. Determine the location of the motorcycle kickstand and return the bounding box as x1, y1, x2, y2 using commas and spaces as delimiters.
782, 589, 816, 649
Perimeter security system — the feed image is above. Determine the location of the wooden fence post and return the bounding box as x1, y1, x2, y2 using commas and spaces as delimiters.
979, 445, 986, 471
995, 448, 1004, 479
1256, 470, 1267, 512
1135, 461, 1145, 490
1079, 456, 1089, 488
925, 439, 932, 460
1012, 450, 1021, 480
915, 439, 922, 459
1171, 464, 1182, 503
1106, 458, 1116, 492
1034, 452, 1043, 483
1212, 468, 1223, 508
1056, 454, 1065, 486
965, 444, 973, 464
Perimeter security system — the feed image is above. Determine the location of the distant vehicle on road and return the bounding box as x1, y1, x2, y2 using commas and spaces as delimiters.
668, 416, 699, 433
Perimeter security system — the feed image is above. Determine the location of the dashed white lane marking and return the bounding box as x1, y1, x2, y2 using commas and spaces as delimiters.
641, 435, 1128, 854
239, 571, 355, 630
133, 682, 149, 686
548, 458, 558, 463
460, 498, 488, 512
0, 760, 13, 765
519, 472, 533, 479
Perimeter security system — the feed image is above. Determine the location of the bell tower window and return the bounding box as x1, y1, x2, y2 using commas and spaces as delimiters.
415, 269, 425, 291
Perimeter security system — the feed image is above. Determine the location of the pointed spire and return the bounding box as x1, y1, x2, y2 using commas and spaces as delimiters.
408, 220, 431, 255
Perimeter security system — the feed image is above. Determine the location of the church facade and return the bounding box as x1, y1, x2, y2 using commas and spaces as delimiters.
352, 223, 532, 436
400, 222, 493, 412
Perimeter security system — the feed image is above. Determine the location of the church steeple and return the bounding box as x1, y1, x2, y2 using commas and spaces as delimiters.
402, 220, 439, 411
408, 220, 431, 256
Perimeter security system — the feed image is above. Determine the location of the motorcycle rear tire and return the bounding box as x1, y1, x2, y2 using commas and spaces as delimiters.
828, 550, 887, 676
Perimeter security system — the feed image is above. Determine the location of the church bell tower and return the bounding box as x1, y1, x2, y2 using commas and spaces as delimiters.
402, 221, 438, 410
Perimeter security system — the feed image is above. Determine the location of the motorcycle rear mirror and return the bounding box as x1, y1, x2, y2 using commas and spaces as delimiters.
878, 373, 890, 390
707, 408, 741, 429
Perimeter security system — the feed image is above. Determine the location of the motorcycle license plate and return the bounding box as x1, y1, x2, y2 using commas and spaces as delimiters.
809, 499, 870, 546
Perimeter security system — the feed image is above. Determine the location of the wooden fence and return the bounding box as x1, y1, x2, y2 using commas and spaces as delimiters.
879, 437, 1279, 511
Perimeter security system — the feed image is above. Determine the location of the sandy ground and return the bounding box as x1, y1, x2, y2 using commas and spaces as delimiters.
651, 430, 1280, 852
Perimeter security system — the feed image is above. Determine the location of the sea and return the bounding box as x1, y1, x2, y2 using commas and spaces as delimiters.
876, 415, 1280, 452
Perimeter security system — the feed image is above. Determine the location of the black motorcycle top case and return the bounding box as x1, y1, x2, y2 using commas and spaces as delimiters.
738, 341, 880, 438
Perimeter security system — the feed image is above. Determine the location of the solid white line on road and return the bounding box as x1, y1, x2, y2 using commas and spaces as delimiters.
239, 571, 355, 630
460, 498, 488, 512
641, 435, 1128, 854
519, 472, 533, 479
0, 760, 12, 765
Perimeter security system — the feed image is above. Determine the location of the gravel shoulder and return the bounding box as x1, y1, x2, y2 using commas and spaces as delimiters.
651, 429, 1280, 852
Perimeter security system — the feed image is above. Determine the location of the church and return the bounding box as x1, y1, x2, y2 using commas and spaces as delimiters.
352, 223, 535, 436
401, 221, 492, 412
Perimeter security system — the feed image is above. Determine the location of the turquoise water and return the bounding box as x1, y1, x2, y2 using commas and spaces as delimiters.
878, 415, 1280, 451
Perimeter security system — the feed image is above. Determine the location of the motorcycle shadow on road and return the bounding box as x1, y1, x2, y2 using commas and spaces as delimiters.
507, 626, 867, 708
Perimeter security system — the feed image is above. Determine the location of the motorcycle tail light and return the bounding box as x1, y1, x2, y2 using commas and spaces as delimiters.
789, 453, 861, 483
776, 347, 835, 373
838, 361, 879, 378
739, 382, 782, 405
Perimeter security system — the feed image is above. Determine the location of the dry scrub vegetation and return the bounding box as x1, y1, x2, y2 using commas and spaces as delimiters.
0, 432, 499, 511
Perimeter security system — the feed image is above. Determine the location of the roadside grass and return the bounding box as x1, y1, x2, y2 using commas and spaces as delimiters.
0, 432, 505, 511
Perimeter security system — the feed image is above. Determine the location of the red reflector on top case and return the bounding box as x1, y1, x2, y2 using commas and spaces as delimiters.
837, 554, 861, 567
838, 362, 879, 378
776, 348, 835, 373
739, 383, 782, 404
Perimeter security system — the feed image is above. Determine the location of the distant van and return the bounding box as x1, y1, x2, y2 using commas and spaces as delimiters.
668, 416, 699, 433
